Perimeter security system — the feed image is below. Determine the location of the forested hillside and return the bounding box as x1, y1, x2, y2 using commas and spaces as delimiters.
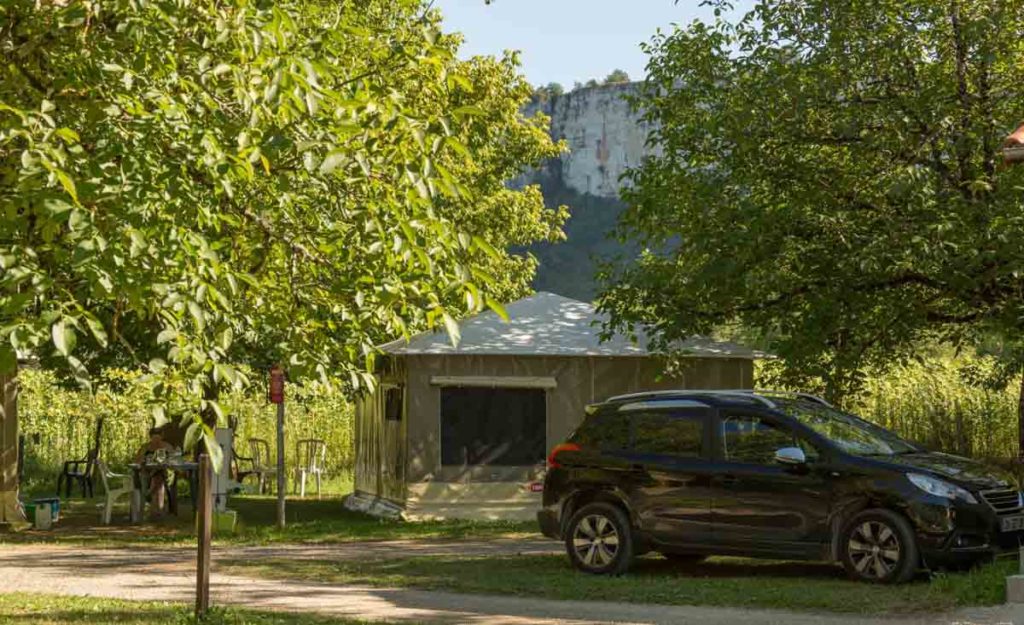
526, 177, 632, 301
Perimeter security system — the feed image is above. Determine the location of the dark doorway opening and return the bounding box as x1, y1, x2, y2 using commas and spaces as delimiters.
440, 387, 546, 466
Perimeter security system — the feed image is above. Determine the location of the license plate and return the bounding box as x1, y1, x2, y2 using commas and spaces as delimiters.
1000, 515, 1024, 532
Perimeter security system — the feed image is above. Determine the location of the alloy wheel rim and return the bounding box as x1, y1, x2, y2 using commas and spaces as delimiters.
572, 514, 620, 568
848, 520, 901, 579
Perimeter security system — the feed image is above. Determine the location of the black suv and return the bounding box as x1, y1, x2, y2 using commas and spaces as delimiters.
538, 390, 1024, 583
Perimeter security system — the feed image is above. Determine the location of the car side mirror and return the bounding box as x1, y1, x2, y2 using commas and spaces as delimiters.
774, 446, 806, 466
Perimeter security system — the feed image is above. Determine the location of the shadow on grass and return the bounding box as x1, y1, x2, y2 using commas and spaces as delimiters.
221, 552, 1016, 616
0, 594, 385, 625
0, 495, 537, 547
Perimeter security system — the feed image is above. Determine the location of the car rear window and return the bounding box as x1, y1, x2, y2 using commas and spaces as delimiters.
632, 411, 704, 457
572, 411, 631, 451
573, 407, 706, 457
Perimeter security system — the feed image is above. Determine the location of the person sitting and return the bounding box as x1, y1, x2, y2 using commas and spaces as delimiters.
135, 427, 176, 517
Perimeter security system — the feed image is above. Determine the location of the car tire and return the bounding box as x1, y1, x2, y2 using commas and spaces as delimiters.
839, 508, 919, 584
565, 502, 634, 575
661, 552, 706, 565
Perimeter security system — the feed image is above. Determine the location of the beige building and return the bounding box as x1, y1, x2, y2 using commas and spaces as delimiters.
349, 292, 758, 520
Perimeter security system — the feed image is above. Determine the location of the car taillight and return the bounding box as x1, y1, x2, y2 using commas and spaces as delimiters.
547, 442, 581, 469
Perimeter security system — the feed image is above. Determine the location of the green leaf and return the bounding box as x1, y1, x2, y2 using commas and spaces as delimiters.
66, 355, 91, 391
486, 297, 509, 322
472, 235, 500, 260
152, 406, 169, 428
157, 328, 177, 344
54, 170, 78, 204
188, 301, 206, 331
441, 311, 461, 346
184, 420, 202, 452
204, 432, 224, 473
453, 105, 486, 117
83, 314, 108, 348
319, 151, 348, 174
444, 137, 474, 163
218, 327, 233, 351
52, 319, 76, 357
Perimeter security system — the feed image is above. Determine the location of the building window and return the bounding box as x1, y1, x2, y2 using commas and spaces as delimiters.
384, 387, 403, 421
440, 387, 546, 466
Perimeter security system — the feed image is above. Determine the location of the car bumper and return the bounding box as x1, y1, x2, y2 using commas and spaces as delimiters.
908, 498, 1024, 566
537, 508, 561, 540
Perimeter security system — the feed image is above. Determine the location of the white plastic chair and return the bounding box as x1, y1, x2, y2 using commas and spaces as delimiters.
96, 459, 134, 525
294, 439, 326, 498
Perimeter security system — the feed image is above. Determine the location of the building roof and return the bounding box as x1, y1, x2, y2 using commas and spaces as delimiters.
379, 292, 761, 359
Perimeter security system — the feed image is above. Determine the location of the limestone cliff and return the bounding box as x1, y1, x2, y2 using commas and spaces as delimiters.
519, 82, 652, 198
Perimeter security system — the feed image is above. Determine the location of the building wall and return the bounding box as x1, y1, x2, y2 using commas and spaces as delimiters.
403, 354, 753, 484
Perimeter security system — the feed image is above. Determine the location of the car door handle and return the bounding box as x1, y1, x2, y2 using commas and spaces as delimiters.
718, 474, 739, 487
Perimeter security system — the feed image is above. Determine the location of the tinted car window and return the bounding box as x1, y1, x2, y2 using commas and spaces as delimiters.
721, 415, 816, 465
775, 400, 916, 457
573, 411, 631, 451
632, 411, 704, 457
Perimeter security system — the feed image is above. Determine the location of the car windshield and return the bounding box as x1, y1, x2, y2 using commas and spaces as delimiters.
777, 400, 918, 456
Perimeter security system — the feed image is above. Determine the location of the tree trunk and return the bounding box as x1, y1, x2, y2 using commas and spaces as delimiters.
0, 364, 25, 525
1018, 368, 1024, 463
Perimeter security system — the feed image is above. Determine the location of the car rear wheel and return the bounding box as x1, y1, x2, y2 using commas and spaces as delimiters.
840, 509, 918, 584
565, 502, 634, 575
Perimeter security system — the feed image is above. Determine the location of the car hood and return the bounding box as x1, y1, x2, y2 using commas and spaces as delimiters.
870, 451, 1018, 491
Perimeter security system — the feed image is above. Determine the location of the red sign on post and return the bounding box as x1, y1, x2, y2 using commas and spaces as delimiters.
268, 365, 285, 404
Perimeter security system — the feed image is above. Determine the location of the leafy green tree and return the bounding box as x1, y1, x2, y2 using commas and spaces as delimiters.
603, 69, 630, 84
533, 82, 565, 103
599, 0, 1024, 448
0, 0, 564, 460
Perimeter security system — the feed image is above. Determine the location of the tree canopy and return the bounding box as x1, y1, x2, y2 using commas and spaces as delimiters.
599, 0, 1024, 402
604, 69, 630, 84
0, 0, 564, 451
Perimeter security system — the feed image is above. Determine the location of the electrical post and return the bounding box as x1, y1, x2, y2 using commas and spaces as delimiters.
269, 365, 286, 529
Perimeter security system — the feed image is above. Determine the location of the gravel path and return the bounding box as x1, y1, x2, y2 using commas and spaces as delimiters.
2, 543, 1020, 625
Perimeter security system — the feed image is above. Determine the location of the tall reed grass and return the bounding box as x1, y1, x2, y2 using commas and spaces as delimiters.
849, 355, 1019, 462
17, 368, 354, 491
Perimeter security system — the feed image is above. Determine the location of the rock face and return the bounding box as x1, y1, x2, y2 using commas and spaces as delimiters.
520, 82, 653, 198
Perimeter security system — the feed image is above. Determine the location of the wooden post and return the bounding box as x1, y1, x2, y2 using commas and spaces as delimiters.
196, 453, 212, 617
276, 401, 285, 529
269, 365, 286, 530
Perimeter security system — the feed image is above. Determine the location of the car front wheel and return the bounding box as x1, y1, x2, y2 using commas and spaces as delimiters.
565, 502, 634, 575
839, 509, 919, 584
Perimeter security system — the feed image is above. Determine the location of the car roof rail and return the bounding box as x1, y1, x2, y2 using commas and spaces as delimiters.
749, 389, 834, 408
606, 389, 777, 409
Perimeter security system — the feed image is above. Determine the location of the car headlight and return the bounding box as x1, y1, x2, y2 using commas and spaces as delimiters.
906, 473, 978, 504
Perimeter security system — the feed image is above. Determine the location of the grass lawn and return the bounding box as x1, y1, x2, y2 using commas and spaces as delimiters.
0, 593, 407, 625
220, 552, 1018, 615
0, 495, 536, 548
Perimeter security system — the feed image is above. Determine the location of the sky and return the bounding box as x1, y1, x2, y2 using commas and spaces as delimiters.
433, 0, 755, 88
